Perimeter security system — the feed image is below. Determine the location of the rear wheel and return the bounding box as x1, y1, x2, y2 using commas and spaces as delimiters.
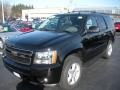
0, 39, 4, 54
103, 40, 113, 59
0, 39, 4, 50
59, 54, 82, 90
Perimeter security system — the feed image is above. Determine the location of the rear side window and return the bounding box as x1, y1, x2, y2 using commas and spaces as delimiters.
97, 16, 107, 30
104, 15, 114, 28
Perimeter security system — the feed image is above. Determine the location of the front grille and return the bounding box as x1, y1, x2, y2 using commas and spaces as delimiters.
5, 45, 33, 65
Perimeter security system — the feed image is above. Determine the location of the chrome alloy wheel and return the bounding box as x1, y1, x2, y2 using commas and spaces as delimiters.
0, 40, 3, 49
67, 63, 81, 85
107, 43, 112, 56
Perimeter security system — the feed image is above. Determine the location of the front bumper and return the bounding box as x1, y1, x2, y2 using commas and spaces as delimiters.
3, 56, 62, 84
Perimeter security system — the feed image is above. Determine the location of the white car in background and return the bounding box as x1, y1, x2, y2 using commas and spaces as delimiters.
0, 22, 33, 53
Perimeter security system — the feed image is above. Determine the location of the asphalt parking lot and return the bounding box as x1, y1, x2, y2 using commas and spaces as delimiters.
0, 33, 120, 90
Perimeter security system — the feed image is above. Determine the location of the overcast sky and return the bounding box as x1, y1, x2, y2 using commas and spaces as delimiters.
5, 0, 120, 8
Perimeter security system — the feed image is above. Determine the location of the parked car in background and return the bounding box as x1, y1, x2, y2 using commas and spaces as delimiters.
114, 22, 120, 32
32, 21, 42, 29
0, 31, 23, 53
0, 22, 33, 51
1, 23, 17, 32
32, 18, 42, 29
13, 22, 33, 32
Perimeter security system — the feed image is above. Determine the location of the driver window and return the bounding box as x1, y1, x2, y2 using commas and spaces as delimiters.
59, 16, 79, 33
86, 17, 97, 30
86, 18, 92, 30
59, 16, 72, 30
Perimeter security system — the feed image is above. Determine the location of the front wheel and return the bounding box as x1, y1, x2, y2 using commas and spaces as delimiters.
0, 39, 4, 50
59, 54, 82, 90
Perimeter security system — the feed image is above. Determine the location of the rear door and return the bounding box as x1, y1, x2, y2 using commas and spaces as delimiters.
96, 15, 110, 51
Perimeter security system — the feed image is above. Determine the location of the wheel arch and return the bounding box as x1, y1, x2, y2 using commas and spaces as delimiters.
62, 48, 84, 64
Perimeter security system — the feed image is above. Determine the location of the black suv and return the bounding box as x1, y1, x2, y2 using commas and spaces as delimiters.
2, 12, 115, 90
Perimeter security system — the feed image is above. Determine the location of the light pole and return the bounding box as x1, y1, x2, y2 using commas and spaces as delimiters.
68, 0, 73, 12
1, 0, 5, 23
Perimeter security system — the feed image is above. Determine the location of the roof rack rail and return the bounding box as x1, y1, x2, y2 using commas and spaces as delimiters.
71, 10, 108, 15
71, 10, 97, 13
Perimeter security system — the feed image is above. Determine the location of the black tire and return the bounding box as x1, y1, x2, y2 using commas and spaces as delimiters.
21, 75, 30, 83
59, 54, 82, 90
103, 40, 113, 59
0, 39, 4, 54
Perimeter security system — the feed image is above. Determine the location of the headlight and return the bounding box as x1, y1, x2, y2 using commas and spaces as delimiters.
34, 49, 57, 64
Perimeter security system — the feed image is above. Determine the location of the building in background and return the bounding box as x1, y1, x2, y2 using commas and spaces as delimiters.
22, 7, 120, 22
22, 7, 68, 21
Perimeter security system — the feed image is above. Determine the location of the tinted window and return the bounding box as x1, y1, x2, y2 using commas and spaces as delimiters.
39, 16, 59, 31
38, 15, 85, 33
86, 16, 97, 30
58, 15, 85, 33
58, 16, 71, 30
104, 15, 114, 28
97, 16, 106, 30
70, 15, 85, 27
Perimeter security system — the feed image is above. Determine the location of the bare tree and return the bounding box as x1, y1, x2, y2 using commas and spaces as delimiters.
0, 1, 11, 21
11, 4, 33, 18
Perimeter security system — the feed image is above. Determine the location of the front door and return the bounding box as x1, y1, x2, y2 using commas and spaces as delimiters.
82, 16, 102, 59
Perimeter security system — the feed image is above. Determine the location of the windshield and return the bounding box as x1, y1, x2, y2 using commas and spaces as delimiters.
38, 15, 85, 33
38, 16, 59, 31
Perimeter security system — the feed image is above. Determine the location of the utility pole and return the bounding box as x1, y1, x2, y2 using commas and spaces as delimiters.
68, 0, 73, 12
1, 0, 5, 23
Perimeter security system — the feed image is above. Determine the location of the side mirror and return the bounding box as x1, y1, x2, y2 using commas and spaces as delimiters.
88, 26, 99, 33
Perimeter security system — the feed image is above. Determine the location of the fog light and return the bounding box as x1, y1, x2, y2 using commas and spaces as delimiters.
44, 78, 48, 82
13, 72, 21, 78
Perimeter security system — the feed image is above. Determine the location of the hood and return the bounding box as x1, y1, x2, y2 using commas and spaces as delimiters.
0, 32, 23, 37
7, 30, 76, 50
0, 32, 23, 42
